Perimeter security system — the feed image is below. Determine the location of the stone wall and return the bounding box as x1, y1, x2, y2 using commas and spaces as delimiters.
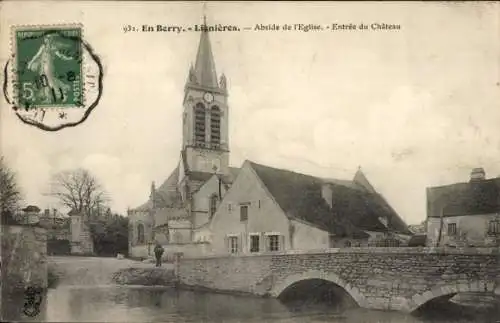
178, 247, 500, 313
130, 242, 211, 260
427, 214, 500, 247
1, 225, 47, 292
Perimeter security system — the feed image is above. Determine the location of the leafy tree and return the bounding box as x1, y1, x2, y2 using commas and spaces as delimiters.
89, 213, 129, 257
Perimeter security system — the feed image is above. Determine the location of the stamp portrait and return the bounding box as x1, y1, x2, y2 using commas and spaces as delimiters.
15, 27, 83, 109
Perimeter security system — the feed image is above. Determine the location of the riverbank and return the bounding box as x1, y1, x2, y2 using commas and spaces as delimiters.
111, 267, 177, 286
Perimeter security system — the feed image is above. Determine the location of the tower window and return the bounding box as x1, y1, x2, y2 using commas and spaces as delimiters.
209, 194, 218, 218
194, 103, 206, 146
210, 106, 221, 148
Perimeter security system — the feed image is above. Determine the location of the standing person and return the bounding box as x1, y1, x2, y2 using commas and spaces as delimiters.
153, 242, 164, 267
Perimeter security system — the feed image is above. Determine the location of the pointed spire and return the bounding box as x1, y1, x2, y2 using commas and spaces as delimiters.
219, 73, 227, 89
150, 181, 156, 200
192, 15, 219, 89
188, 64, 197, 83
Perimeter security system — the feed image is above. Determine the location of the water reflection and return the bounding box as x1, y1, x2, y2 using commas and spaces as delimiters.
2, 286, 498, 323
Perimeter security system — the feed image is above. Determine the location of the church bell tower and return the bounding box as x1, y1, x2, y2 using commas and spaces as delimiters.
181, 17, 230, 177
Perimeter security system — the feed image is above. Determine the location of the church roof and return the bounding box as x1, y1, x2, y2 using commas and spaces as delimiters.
132, 164, 241, 212
249, 162, 368, 238
192, 19, 218, 89
220, 167, 241, 185
353, 167, 377, 193
132, 167, 183, 212
248, 161, 410, 236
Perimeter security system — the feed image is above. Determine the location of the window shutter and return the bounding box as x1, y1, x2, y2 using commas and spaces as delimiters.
224, 236, 229, 254
279, 235, 285, 251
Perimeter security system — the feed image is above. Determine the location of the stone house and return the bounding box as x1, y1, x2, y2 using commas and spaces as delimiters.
208, 161, 411, 256
426, 167, 500, 247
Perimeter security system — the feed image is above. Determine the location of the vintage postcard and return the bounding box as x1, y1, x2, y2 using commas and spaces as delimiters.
1, 1, 499, 322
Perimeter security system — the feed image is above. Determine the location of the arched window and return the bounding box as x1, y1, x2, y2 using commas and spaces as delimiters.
210, 106, 221, 148
209, 194, 218, 218
137, 223, 145, 244
194, 103, 206, 146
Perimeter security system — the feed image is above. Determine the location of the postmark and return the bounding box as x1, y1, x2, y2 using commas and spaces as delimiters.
3, 24, 103, 131
22, 286, 43, 317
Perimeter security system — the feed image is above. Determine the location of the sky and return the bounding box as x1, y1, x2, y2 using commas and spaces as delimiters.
1, 2, 499, 225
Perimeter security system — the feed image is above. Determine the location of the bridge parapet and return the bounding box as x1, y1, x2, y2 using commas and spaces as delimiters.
178, 247, 500, 313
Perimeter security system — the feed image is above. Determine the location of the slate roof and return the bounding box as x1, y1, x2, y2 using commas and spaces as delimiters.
434, 178, 500, 217
249, 161, 410, 236
327, 183, 411, 234
22, 205, 41, 213
249, 162, 364, 238
189, 171, 214, 183
133, 167, 182, 212
132, 164, 241, 212
192, 21, 219, 89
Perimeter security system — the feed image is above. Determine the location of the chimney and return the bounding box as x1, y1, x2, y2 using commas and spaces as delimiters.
44, 208, 50, 217
470, 168, 486, 182
321, 183, 333, 208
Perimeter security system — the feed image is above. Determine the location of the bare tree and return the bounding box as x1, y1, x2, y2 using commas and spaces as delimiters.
0, 157, 22, 215
48, 168, 109, 215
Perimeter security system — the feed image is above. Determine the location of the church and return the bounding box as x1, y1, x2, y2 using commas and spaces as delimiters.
128, 21, 411, 259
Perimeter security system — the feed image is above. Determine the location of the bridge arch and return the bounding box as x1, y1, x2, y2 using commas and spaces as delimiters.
408, 280, 499, 313
269, 270, 367, 307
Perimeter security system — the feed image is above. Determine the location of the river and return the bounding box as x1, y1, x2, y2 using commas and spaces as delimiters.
4, 285, 499, 322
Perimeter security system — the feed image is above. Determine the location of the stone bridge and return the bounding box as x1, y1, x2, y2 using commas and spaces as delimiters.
177, 247, 500, 313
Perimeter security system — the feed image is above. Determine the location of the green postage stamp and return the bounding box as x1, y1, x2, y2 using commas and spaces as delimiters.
4, 24, 102, 131
16, 28, 83, 108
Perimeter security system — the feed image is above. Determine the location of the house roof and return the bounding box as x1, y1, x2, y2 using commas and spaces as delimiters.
248, 161, 410, 236
22, 205, 41, 213
327, 183, 411, 234
437, 178, 500, 217
249, 162, 368, 238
